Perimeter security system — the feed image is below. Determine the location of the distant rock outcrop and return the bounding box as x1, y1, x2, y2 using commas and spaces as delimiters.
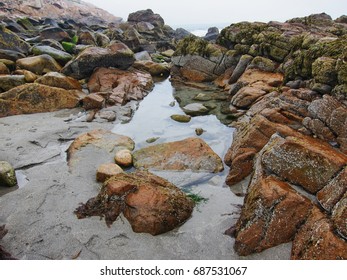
0, 0, 122, 25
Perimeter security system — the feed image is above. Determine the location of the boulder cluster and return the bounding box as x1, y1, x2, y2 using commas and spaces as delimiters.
0, 6, 189, 119
0, 0, 346, 259
171, 13, 347, 259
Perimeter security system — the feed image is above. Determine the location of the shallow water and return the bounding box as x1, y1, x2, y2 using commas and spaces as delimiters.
112, 78, 234, 164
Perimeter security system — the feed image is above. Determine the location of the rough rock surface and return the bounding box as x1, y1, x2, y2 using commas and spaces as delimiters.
75, 171, 194, 235
0, 83, 81, 117
87, 67, 153, 105
332, 191, 347, 239
0, 26, 30, 54
62, 43, 135, 80
224, 115, 300, 186
317, 167, 347, 212
233, 152, 312, 256
171, 36, 238, 82
291, 206, 347, 260
304, 95, 347, 152
133, 137, 224, 173
261, 134, 347, 194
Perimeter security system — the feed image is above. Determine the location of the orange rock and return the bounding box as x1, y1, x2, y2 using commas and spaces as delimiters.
225, 115, 300, 186
238, 69, 283, 87
317, 167, 347, 212
291, 206, 347, 260
96, 163, 123, 183
133, 137, 224, 173
82, 94, 104, 110
35, 72, 82, 90
87, 67, 153, 105
114, 149, 133, 167
234, 175, 312, 256
132, 60, 170, 77
261, 134, 347, 193
75, 171, 194, 235
332, 191, 347, 239
0, 83, 81, 117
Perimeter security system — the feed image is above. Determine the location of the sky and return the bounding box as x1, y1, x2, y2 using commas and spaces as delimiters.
82, 0, 347, 28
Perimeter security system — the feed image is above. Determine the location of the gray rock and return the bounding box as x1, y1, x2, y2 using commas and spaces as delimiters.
229, 54, 253, 84
31, 45, 72, 65
0, 75, 26, 92
183, 103, 209, 116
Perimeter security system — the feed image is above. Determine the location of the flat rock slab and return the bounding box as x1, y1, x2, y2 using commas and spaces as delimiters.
67, 129, 135, 171
133, 137, 224, 173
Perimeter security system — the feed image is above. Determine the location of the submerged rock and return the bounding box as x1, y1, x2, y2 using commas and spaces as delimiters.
133, 137, 224, 173
170, 114, 191, 123
0, 161, 17, 187
182, 103, 209, 116
75, 171, 194, 235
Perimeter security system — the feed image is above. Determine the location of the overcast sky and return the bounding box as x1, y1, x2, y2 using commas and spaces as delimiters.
83, 0, 346, 27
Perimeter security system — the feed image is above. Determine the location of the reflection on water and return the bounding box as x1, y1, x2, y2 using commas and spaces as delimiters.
112, 79, 234, 160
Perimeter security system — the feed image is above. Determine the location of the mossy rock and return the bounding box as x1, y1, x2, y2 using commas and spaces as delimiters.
174, 35, 223, 58
248, 56, 277, 72
283, 36, 347, 82
62, 42, 76, 54
217, 22, 267, 48
336, 59, 347, 84
312, 57, 337, 86
0, 161, 17, 187
31, 45, 73, 65
170, 114, 191, 123
17, 17, 36, 31
332, 84, 347, 101
0, 25, 30, 54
